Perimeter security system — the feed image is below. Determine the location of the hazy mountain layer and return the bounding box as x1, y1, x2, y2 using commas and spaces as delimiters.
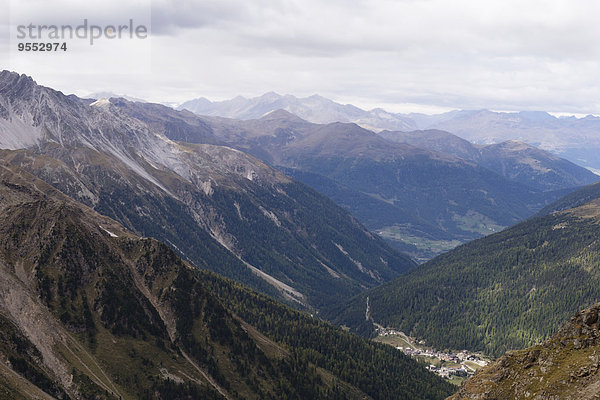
379, 129, 598, 192
411, 109, 600, 170
178, 92, 416, 132
178, 92, 600, 170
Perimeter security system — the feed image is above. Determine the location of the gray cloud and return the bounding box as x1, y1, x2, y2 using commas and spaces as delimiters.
4, 0, 600, 115
150, 0, 250, 34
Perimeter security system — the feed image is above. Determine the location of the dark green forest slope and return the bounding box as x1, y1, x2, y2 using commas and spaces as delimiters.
200, 270, 455, 399
333, 187, 600, 357
0, 164, 454, 400
537, 180, 600, 215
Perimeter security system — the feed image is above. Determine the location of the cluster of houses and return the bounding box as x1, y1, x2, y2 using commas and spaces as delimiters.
376, 327, 488, 380
427, 364, 469, 379
397, 346, 488, 378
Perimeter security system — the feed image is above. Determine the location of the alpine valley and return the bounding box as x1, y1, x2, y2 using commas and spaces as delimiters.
332, 180, 600, 359
3, 70, 600, 399
0, 71, 456, 399
119, 99, 597, 261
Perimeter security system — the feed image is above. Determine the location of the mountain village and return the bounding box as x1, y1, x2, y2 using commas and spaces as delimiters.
375, 327, 489, 380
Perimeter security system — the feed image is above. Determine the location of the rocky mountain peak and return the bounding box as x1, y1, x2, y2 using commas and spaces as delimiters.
0, 70, 36, 92
556, 302, 600, 343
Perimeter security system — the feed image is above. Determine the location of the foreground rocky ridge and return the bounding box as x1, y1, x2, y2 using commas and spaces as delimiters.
450, 302, 600, 399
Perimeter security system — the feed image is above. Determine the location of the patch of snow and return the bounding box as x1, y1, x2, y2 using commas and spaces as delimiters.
99, 226, 118, 237
89, 98, 111, 108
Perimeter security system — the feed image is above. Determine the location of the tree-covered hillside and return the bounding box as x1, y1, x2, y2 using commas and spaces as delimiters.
0, 164, 454, 400
333, 196, 600, 357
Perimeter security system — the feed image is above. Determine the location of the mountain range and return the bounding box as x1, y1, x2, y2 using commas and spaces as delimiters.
178, 93, 600, 171
121, 100, 596, 261
379, 129, 598, 192
3, 70, 600, 398
0, 71, 414, 312
412, 109, 600, 172
177, 92, 416, 132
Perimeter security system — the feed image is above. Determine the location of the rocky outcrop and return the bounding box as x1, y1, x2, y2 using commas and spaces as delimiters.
449, 303, 600, 399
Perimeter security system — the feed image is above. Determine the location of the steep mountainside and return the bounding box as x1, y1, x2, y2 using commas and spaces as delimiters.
332, 187, 600, 357
0, 164, 455, 400
379, 129, 598, 191
0, 71, 414, 310
177, 92, 416, 132
117, 103, 566, 261
450, 302, 600, 399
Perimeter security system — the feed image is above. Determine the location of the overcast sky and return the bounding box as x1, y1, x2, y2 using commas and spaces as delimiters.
2, 0, 600, 114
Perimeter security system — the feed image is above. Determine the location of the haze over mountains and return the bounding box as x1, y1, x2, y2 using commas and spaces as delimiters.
178, 92, 417, 132
179, 93, 600, 171
379, 129, 598, 192
127, 99, 598, 260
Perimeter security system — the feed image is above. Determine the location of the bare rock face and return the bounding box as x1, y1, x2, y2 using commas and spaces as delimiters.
0, 71, 414, 310
449, 303, 600, 400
